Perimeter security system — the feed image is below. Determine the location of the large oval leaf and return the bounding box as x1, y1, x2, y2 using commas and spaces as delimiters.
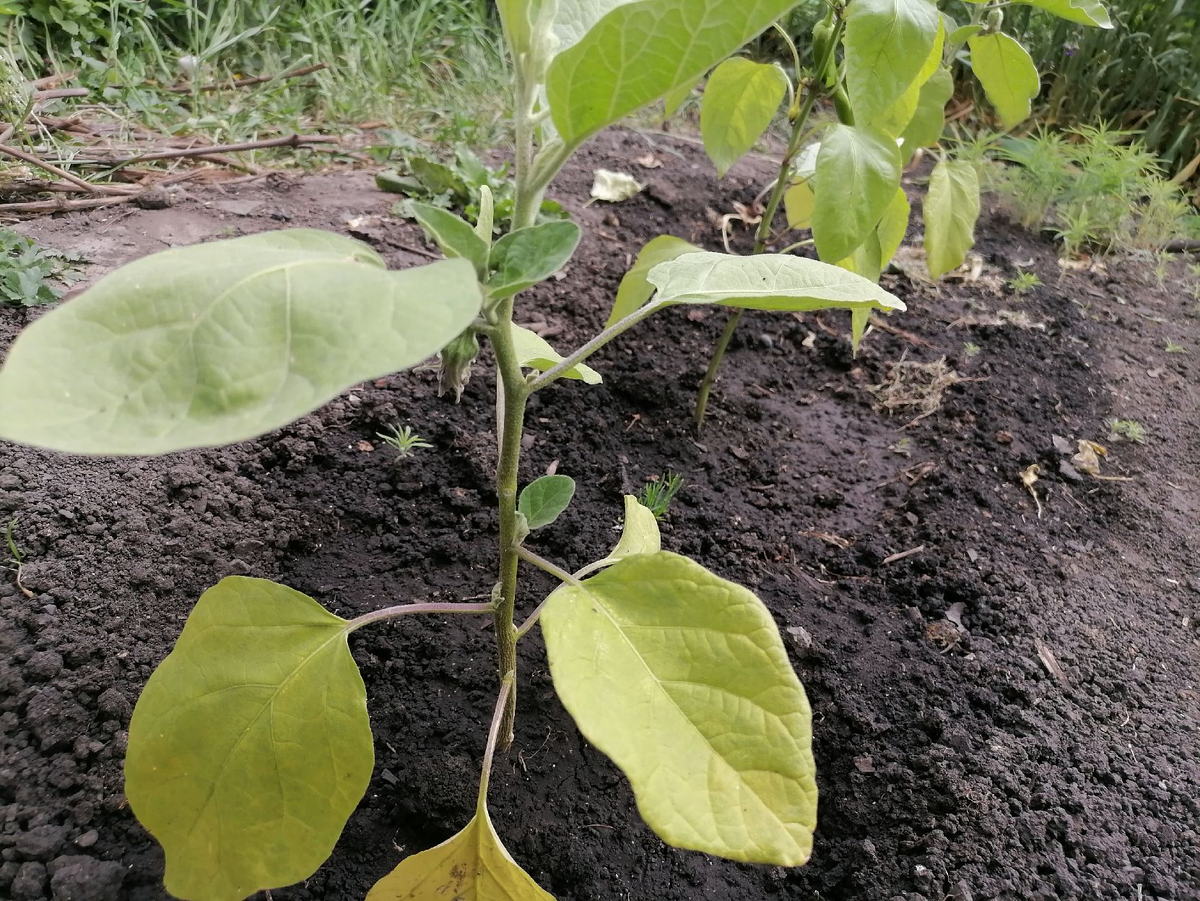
924, 159, 981, 279
968, 32, 1039, 129
812, 124, 902, 262
125, 577, 373, 901
701, 58, 789, 178
646, 250, 905, 314
541, 551, 818, 865
844, 0, 941, 126
546, 0, 805, 147
606, 235, 702, 327
0, 230, 482, 455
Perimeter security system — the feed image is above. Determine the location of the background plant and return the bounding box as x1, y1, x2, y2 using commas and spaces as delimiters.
0, 229, 84, 307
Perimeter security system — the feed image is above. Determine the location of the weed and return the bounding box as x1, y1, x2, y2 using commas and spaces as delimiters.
638, 472, 685, 521
963, 342, 981, 357
1165, 340, 1187, 354
1007, 270, 1041, 294
0, 230, 85, 307
376, 424, 432, 461
1106, 419, 1147, 444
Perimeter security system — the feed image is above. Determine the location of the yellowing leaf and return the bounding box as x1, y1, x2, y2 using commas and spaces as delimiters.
924, 159, 981, 279
836, 231, 884, 284
878, 186, 912, 263
606, 235, 702, 327
872, 23, 945, 136
900, 66, 954, 156
125, 577, 373, 901
609, 495, 661, 561
0, 231, 482, 455
812, 124, 902, 262
784, 181, 816, 230
541, 552, 818, 865
701, 58, 790, 177
366, 804, 554, 901
844, 0, 942, 126
510, 323, 602, 384
968, 32, 1039, 128
590, 169, 644, 202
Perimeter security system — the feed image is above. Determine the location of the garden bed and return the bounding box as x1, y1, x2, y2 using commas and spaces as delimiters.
1, 129, 1197, 901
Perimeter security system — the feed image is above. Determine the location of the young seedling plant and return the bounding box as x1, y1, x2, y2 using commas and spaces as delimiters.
0, 3, 932, 900
645, 0, 1112, 425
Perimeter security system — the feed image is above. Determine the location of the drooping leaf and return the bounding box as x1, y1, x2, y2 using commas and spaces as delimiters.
900, 66, 954, 155
701, 58, 790, 177
646, 250, 905, 314
0, 231, 482, 455
878, 186, 912, 263
844, 0, 941, 127
609, 495, 662, 561
519, 474, 577, 529
960, 0, 1111, 28
541, 551, 818, 865
125, 577, 372, 901
784, 181, 816, 230
924, 159, 981, 279
488, 221, 582, 300
366, 802, 554, 901
607, 235, 702, 327
409, 203, 489, 278
546, 0, 806, 147
509, 323, 602, 384
872, 22, 945, 136
812, 124, 902, 262
590, 169, 644, 202
968, 32, 1039, 129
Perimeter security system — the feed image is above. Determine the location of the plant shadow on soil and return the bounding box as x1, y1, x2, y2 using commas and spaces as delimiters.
1, 129, 1198, 901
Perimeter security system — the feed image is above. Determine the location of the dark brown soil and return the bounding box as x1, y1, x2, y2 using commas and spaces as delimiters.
1, 129, 1198, 901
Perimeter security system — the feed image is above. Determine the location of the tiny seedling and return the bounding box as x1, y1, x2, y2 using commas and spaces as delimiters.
963, 342, 982, 357
4, 518, 31, 599
1007, 270, 1041, 294
1165, 340, 1187, 354
638, 472, 685, 521
376, 424, 433, 461
0, 229, 85, 307
1106, 419, 1146, 444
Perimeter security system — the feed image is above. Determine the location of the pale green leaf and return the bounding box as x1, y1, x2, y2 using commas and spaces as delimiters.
646, 250, 905, 314
663, 75, 702, 117
126, 577, 372, 901
968, 32, 1039, 128
960, 0, 1111, 28
872, 22, 944, 136
836, 231, 883, 284
701, 58, 789, 178
509, 322, 602, 384
546, 0, 807, 147
497, 0, 555, 61
519, 474, 577, 529
784, 181, 815, 230
489, 221, 582, 300
409, 202, 489, 278
844, 0, 942, 126
812, 124, 902, 262
366, 803, 554, 901
900, 66, 953, 154
610, 495, 662, 561
878, 186, 911, 263
607, 235, 702, 327
0, 231, 482, 456
924, 159, 981, 279
541, 551, 818, 865
947, 24, 983, 44
590, 169, 644, 202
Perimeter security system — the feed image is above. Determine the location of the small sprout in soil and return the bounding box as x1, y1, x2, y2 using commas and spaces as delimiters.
639, 472, 685, 521
4, 518, 32, 599
888, 437, 912, 457
1006, 270, 1041, 295
1152, 252, 1171, 287
1106, 419, 1147, 444
1165, 340, 1188, 354
963, 342, 982, 358
377, 424, 433, 461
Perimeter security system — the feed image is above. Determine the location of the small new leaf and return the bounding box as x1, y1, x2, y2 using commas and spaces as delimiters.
968, 33, 1039, 128
125, 577, 373, 901
489, 222, 582, 300
607, 235, 702, 327
701, 58, 789, 178
409, 202, 489, 278
541, 552, 818, 865
924, 160, 982, 279
509, 323, 602, 384
518, 475, 576, 530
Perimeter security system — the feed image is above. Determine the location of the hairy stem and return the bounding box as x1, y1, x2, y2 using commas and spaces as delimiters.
346, 601, 494, 633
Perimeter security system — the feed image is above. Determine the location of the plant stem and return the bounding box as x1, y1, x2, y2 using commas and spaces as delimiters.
346, 601, 494, 632
693, 16, 846, 429
527, 299, 669, 392
476, 673, 515, 807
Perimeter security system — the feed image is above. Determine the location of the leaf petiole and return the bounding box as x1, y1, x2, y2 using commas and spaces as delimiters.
477, 673, 515, 806
346, 601, 495, 633
516, 546, 581, 587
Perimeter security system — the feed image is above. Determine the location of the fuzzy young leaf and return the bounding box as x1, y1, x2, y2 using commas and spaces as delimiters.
509, 322, 602, 384
960, 0, 1111, 28
646, 251, 905, 315
607, 235, 702, 327
811, 125, 902, 262
900, 66, 953, 155
924, 159, 981, 279
366, 803, 553, 901
0, 231, 482, 456
968, 32, 1039, 129
125, 577, 372, 901
784, 181, 816, 230
519, 474, 577, 530
546, 0, 806, 147
489, 222, 582, 300
701, 58, 789, 178
844, 0, 941, 127
409, 202, 489, 278
541, 551, 818, 865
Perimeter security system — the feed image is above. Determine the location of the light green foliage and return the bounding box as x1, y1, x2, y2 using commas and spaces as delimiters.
0, 229, 84, 307
877, 187, 912, 265
541, 552, 818, 865
968, 32, 1039, 129
1165, 340, 1187, 354
1106, 418, 1146, 444
963, 342, 981, 357
701, 58, 790, 177
637, 472, 684, 521
125, 577, 372, 901
607, 235, 702, 327
409, 203, 489, 278
961, 0, 1112, 28
509, 323, 602, 384
1007, 270, 1042, 294
489, 222, 582, 300
0, 231, 482, 455
900, 67, 954, 155
377, 424, 433, 461
785, 181, 816, 230
610, 494, 663, 559
519, 475, 577, 530
924, 160, 982, 279
812, 125, 902, 263
546, 0, 806, 147
843, 0, 941, 126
